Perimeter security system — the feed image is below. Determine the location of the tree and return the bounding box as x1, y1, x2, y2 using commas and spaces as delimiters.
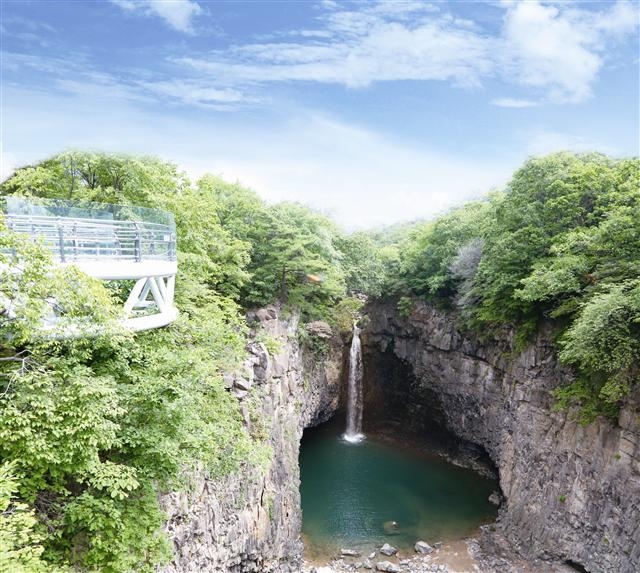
1, 154, 266, 571
399, 200, 492, 303
241, 202, 346, 318
395, 152, 640, 419
336, 231, 387, 298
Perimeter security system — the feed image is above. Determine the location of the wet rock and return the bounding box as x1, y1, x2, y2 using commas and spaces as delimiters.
380, 543, 397, 556
375, 561, 400, 573
368, 552, 376, 559
488, 491, 502, 506
341, 549, 361, 557
382, 520, 400, 535
363, 559, 373, 569
414, 541, 433, 554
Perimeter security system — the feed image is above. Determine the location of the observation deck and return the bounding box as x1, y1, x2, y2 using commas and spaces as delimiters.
3, 197, 178, 332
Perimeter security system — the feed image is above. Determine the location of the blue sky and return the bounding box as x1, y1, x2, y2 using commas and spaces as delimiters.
1, 0, 638, 228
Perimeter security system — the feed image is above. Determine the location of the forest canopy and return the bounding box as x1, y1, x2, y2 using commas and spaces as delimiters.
392, 152, 640, 423
0, 150, 638, 572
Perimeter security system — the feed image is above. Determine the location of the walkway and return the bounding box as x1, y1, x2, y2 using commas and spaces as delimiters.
3, 198, 178, 332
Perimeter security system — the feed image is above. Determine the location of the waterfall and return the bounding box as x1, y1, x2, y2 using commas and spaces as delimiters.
344, 324, 365, 443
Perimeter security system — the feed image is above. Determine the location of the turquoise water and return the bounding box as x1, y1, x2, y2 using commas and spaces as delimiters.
300, 421, 498, 558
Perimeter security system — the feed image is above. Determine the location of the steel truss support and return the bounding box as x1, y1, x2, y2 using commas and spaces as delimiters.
122, 275, 177, 332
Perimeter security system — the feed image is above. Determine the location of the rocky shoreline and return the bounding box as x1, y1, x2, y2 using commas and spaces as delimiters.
303, 535, 584, 573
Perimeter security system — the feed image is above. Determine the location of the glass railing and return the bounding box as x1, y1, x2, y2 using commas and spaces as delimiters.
2, 197, 176, 263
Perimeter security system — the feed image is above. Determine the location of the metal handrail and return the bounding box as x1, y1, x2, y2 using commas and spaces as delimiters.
5, 213, 177, 263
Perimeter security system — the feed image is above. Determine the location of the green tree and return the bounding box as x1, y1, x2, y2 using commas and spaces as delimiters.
396, 152, 640, 419
241, 202, 346, 319
400, 200, 492, 303
1, 153, 266, 572
337, 232, 387, 297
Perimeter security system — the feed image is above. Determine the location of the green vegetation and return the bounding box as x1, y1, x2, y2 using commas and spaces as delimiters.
391, 152, 639, 423
1, 149, 638, 571
0, 151, 356, 572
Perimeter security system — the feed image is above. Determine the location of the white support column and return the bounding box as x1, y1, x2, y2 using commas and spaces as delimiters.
148, 276, 167, 313
124, 278, 148, 314
138, 280, 152, 304
154, 276, 168, 301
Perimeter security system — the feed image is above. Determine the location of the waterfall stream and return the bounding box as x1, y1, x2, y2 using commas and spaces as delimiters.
344, 324, 364, 443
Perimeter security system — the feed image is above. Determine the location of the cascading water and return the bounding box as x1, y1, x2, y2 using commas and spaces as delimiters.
344, 324, 365, 443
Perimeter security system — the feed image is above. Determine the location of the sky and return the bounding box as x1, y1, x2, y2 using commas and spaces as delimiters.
1, 0, 639, 229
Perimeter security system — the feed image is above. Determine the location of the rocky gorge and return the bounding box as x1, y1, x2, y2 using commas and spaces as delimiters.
362, 299, 640, 573
159, 300, 639, 573
160, 308, 342, 573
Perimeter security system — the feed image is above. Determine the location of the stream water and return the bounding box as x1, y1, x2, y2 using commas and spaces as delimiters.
300, 420, 498, 560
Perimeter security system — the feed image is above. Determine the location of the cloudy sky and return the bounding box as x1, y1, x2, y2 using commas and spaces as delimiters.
1, 0, 638, 229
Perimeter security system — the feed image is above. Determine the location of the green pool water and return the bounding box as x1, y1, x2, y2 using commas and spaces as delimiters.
300, 420, 498, 558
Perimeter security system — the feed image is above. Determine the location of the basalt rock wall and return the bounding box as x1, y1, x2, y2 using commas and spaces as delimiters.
363, 299, 640, 573
160, 308, 342, 573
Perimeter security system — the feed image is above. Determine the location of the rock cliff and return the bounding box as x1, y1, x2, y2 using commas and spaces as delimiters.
161, 308, 342, 573
363, 299, 640, 573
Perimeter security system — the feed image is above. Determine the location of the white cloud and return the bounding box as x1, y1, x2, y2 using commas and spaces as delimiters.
501, 2, 599, 102
178, 18, 493, 89
139, 80, 250, 107
491, 97, 539, 108
172, 0, 637, 103
10, 1, 637, 111
111, 0, 202, 33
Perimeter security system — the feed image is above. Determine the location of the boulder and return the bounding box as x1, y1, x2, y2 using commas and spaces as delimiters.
375, 561, 400, 572
230, 388, 248, 400
414, 540, 433, 554
255, 306, 278, 323
382, 520, 400, 535
233, 377, 253, 392
380, 543, 397, 556
341, 549, 361, 557
488, 490, 503, 506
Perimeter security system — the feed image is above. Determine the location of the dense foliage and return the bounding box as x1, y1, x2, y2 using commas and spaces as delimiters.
1, 150, 637, 571
393, 153, 639, 422
0, 151, 356, 572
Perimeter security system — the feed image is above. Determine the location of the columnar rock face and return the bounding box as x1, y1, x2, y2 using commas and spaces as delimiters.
161, 308, 342, 573
363, 300, 640, 573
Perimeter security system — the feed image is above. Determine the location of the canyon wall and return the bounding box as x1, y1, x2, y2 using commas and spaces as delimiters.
161, 308, 342, 573
363, 299, 640, 573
